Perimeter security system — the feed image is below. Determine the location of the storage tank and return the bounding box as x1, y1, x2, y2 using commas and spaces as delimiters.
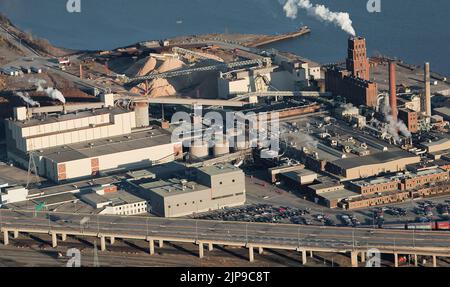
232, 128, 251, 151
189, 141, 209, 159
213, 140, 230, 157
134, 101, 149, 127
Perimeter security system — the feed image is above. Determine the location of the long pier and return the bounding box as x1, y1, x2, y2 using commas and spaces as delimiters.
247, 26, 311, 48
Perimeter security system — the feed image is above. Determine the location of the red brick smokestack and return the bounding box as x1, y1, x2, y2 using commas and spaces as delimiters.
79, 64, 83, 80
389, 61, 397, 120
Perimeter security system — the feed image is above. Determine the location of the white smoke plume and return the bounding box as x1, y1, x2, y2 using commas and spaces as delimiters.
282, 0, 356, 36
382, 101, 411, 142
15, 92, 40, 107
43, 87, 66, 104
28, 79, 66, 104
28, 78, 47, 92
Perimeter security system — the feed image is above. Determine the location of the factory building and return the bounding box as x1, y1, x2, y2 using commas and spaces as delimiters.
397, 93, 422, 113
133, 164, 246, 217
325, 68, 378, 107
325, 37, 378, 107
279, 169, 318, 186
346, 37, 370, 81
307, 182, 359, 209
36, 129, 181, 182
0, 185, 29, 205
398, 108, 419, 133
342, 191, 410, 210
420, 135, 450, 154
80, 185, 148, 215
218, 55, 319, 99
348, 167, 449, 195
326, 150, 421, 180
5, 95, 182, 182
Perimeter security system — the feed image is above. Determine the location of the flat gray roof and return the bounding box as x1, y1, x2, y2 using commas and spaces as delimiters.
81, 193, 111, 205
317, 189, 359, 201
309, 182, 343, 191
434, 107, 450, 119
103, 190, 146, 206
138, 178, 209, 198
11, 107, 130, 128
330, 150, 418, 170
420, 135, 450, 148
81, 190, 144, 206
40, 128, 173, 163
197, 164, 241, 176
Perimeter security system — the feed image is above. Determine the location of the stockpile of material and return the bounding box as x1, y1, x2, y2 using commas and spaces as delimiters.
147, 78, 177, 98
136, 57, 157, 77
157, 57, 185, 73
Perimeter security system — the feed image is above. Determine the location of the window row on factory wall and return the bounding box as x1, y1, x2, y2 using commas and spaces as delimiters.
166, 192, 244, 209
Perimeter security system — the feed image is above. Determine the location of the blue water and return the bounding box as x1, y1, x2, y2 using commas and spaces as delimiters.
1, 0, 449, 74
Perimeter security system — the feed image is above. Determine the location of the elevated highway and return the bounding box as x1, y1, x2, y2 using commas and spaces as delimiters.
1, 209, 449, 266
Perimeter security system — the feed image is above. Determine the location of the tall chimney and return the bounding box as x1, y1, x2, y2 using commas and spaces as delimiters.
79, 64, 83, 80
423, 62, 432, 117
389, 61, 397, 120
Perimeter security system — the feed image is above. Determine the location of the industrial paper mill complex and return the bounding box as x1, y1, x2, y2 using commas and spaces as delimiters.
1, 10, 450, 268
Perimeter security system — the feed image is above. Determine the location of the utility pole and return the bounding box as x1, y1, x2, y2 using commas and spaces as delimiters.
27, 151, 40, 188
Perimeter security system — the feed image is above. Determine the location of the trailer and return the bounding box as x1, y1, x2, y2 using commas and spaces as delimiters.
20, 66, 32, 74
31, 66, 42, 74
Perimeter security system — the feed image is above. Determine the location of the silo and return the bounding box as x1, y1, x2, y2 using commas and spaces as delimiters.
134, 101, 149, 127
213, 140, 230, 157
232, 129, 251, 151
189, 141, 209, 159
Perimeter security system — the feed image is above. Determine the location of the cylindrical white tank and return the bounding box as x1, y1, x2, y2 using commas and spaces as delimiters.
213, 140, 230, 157
134, 101, 149, 127
189, 141, 209, 159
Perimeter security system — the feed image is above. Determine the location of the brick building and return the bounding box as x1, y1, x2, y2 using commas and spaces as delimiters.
325, 37, 378, 107
398, 108, 419, 133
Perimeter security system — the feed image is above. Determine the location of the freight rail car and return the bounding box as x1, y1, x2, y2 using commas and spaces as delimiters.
383, 221, 450, 231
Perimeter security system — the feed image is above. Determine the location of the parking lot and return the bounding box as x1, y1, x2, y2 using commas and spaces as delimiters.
232, 167, 450, 229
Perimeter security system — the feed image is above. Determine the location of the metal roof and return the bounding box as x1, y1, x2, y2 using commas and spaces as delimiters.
40, 129, 174, 163
330, 150, 419, 170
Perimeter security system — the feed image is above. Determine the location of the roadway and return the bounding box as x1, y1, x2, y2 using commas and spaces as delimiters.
0, 24, 40, 57
2, 209, 450, 255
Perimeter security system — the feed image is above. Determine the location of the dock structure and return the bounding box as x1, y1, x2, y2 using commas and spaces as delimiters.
246, 26, 311, 48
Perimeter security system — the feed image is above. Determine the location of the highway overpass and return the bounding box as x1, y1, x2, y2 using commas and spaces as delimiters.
1, 209, 449, 267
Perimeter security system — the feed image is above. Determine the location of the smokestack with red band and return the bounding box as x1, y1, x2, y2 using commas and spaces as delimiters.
389, 61, 397, 120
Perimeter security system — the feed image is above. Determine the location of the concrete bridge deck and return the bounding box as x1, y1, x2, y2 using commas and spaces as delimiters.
1, 209, 449, 267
